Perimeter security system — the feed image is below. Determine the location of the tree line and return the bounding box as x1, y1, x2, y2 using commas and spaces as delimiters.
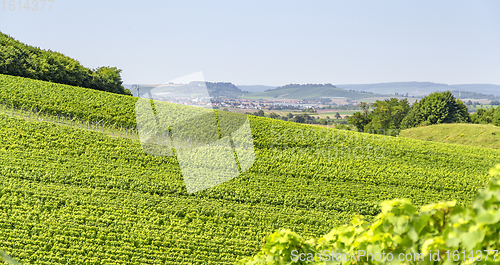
0, 32, 130, 95
347, 91, 477, 135
471, 107, 500, 126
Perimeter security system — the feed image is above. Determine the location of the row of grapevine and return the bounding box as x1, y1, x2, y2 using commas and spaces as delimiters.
0, 101, 139, 140
0, 74, 137, 127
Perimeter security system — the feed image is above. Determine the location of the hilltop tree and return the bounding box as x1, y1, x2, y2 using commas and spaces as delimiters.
401, 91, 470, 128
334, 112, 341, 119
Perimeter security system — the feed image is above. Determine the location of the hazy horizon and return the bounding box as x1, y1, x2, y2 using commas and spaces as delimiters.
1, 1, 499, 86
123, 81, 500, 87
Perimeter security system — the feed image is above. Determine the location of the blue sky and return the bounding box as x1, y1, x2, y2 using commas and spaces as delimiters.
1, 0, 499, 86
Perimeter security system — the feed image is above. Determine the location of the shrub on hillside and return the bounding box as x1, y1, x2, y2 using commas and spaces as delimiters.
471, 107, 497, 124
401, 91, 469, 129
347, 99, 410, 135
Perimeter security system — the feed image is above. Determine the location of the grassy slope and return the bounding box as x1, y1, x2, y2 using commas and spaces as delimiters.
1, 74, 500, 263
400, 123, 500, 149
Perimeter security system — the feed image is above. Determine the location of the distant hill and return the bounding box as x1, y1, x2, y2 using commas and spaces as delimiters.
449, 91, 500, 101
237, 85, 277, 93
123, 82, 247, 98
452, 84, 500, 97
337, 82, 500, 98
205, 82, 248, 98
245, 83, 383, 100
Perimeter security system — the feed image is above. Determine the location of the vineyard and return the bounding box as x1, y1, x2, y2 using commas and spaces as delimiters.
0, 74, 137, 127
0, 74, 500, 264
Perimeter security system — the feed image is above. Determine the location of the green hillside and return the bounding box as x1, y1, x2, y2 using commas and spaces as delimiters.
244, 83, 382, 100
1, 74, 500, 264
400, 123, 500, 149
206, 82, 248, 98
236, 85, 277, 93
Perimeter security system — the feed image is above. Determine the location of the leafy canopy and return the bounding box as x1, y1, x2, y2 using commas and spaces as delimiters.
347, 99, 410, 135
0, 31, 127, 95
401, 91, 469, 129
